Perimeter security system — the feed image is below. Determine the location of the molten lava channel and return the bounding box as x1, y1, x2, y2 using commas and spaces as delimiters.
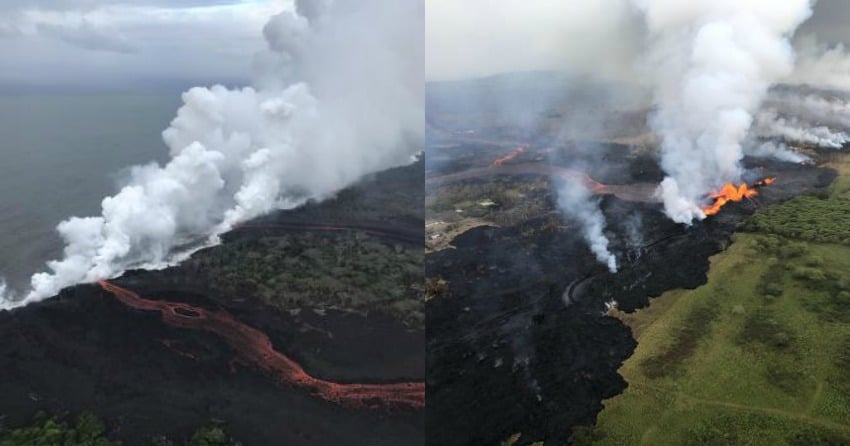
98, 280, 425, 410
702, 178, 776, 216
490, 145, 527, 168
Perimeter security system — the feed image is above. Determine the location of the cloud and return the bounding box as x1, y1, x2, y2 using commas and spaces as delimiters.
37, 20, 138, 54
0, 1, 280, 91
0, 0, 248, 12
425, 0, 850, 84
425, 0, 643, 81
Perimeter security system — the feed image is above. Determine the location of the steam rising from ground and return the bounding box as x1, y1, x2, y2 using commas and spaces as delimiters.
0, 0, 423, 308
792, 37, 850, 91
632, 0, 814, 223
756, 109, 849, 148
755, 87, 850, 150
557, 180, 617, 273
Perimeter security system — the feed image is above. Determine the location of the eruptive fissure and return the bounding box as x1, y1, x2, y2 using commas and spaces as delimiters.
97, 281, 425, 410
702, 177, 776, 217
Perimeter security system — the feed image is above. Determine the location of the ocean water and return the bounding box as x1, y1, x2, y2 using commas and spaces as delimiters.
0, 94, 180, 295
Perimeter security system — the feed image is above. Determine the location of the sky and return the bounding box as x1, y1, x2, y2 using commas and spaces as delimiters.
426, 0, 850, 82
3, 1, 848, 91
0, 0, 285, 92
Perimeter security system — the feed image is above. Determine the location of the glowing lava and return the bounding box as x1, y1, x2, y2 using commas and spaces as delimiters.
98, 280, 425, 410
491, 145, 527, 167
702, 178, 776, 217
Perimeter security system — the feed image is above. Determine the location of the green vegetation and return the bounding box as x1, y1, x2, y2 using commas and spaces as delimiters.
577, 158, 850, 445
638, 300, 719, 379
744, 162, 850, 245
0, 413, 237, 446
0, 412, 118, 446
744, 194, 850, 244
181, 231, 424, 327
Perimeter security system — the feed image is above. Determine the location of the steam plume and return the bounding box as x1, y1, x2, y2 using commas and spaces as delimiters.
746, 140, 811, 164
754, 87, 850, 150
0, 0, 423, 309
791, 37, 850, 91
557, 180, 617, 273
755, 109, 850, 148
631, 0, 814, 223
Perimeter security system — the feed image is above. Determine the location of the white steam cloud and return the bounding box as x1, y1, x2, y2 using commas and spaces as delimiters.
632, 0, 814, 223
753, 87, 850, 151
557, 180, 617, 273
0, 0, 423, 309
791, 37, 850, 91
745, 140, 811, 164
755, 109, 850, 149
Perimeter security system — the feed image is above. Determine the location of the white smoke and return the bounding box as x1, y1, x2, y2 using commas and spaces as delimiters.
764, 89, 850, 128
791, 37, 850, 91
755, 109, 850, 149
631, 0, 814, 223
2, 0, 423, 309
557, 180, 617, 273
0, 279, 12, 308
746, 140, 811, 163
752, 86, 850, 151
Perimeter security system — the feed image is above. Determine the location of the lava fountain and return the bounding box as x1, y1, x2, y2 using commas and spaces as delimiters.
702, 178, 776, 217
98, 281, 425, 410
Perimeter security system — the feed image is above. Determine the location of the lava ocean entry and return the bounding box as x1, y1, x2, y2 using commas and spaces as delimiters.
98, 280, 425, 410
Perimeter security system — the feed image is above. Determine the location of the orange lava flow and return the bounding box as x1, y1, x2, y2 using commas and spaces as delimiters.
98, 280, 425, 410
490, 145, 527, 168
556, 169, 610, 194
702, 177, 776, 217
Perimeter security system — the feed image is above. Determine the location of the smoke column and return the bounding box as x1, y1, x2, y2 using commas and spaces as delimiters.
756, 109, 850, 149
792, 38, 850, 91
0, 0, 423, 308
631, 0, 814, 223
557, 180, 617, 273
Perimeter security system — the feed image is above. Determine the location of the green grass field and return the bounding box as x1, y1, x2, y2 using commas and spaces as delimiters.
576, 158, 850, 446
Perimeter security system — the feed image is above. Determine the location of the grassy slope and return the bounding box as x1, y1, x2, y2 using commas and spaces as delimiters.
578, 157, 850, 446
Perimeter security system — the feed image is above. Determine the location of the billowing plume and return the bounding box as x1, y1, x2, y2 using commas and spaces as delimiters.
755, 109, 850, 148
791, 37, 850, 91
0, 0, 423, 308
754, 87, 850, 150
631, 0, 814, 223
745, 140, 811, 164
557, 180, 617, 273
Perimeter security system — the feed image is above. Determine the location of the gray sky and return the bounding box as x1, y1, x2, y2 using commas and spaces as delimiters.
0, 0, 285, 92
426, 0, 850, 82
799, 0, 850, 43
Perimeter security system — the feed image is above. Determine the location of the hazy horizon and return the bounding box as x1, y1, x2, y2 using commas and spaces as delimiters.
0, 0, 282, 93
